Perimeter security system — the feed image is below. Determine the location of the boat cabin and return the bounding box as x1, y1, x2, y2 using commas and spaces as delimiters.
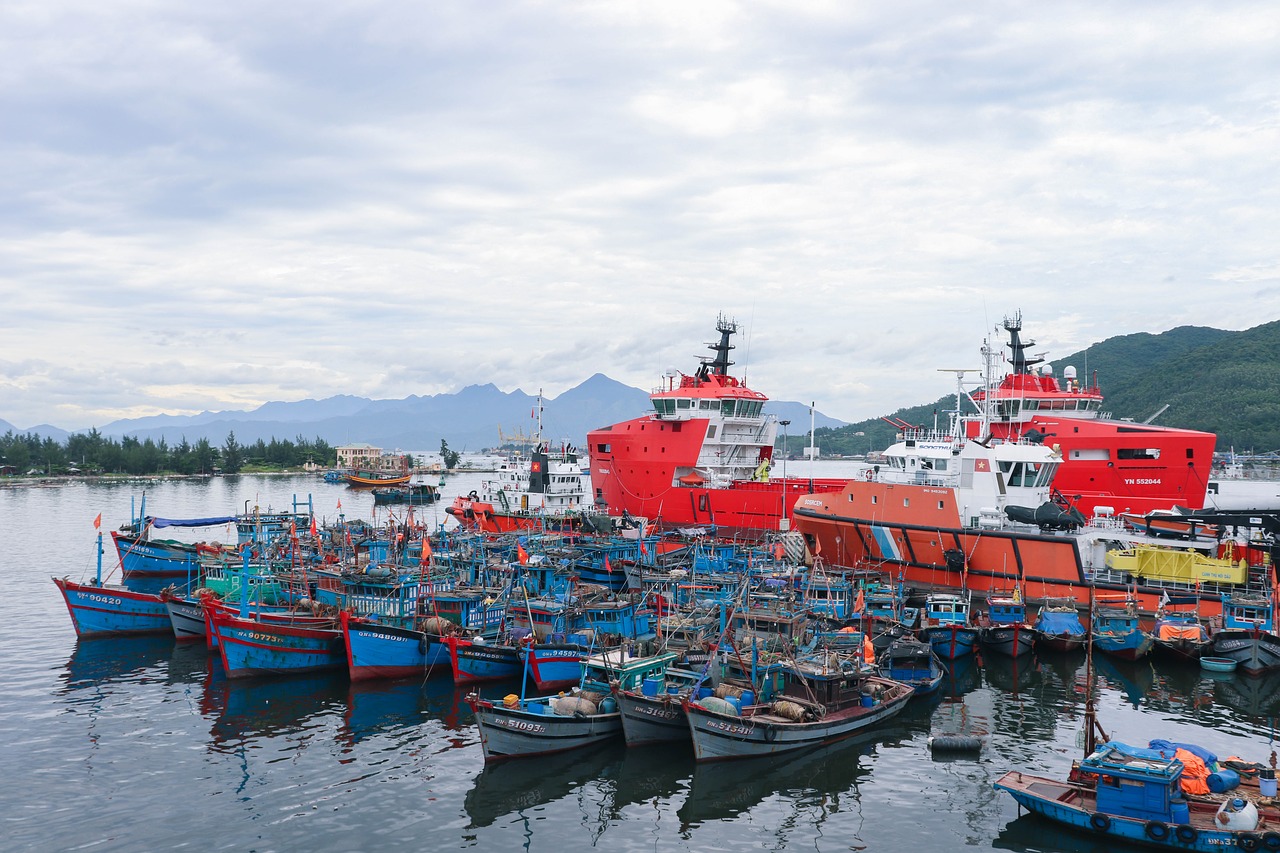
1075, 742, 1190, 824
921, 592, 972, 628
1220, 595, 1274, 631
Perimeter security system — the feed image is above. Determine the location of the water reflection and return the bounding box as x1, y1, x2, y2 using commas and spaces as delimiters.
940, 654, 981, 697
340, 676, 474, 747
1091, 655, 1155, 709
204, 670, 348, 747
678, 706, 929, 830
994, 812, 1137, 853
464, 742, 626, 829
1213, 672, 1280, 719
61, 635, 175, 691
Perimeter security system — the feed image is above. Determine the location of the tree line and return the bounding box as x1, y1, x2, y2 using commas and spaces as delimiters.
0, 429, 336, 476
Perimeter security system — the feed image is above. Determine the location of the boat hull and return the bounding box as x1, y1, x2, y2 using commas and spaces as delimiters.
684, 679, 913, 762
994, 770, 1269, 853
1211, 629, 1280, 676
445, 636, 523, 684
53, 577, 173, 638
523, 645, 585, 692
212, 611, 344, 678
469, 700, 622, 761
162, 595, 208, 642
922, 625, 980, 659
979, 624, 1036, 657
340, 613, 451, 681
615, 689, 691, 746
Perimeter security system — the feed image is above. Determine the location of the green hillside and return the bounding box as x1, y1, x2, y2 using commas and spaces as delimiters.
805, 320, 1280, 458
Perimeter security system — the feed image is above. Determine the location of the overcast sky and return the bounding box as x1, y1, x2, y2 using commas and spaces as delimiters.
2, 1, 1277, 431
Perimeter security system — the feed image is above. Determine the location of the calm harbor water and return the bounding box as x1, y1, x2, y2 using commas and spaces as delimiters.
5, 469, 1280, 852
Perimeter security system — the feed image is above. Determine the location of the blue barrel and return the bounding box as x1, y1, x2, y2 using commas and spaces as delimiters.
696, 687, 713, 700
861, 693, 875, 708
724, 695, 741, 712
739, 690, 755, 707
641, 677, 661, 697
525, 702, 544, 715
1208, 769, 1240, 793
599, 697, 617, 714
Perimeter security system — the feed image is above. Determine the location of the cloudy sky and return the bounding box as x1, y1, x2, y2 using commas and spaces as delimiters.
2, 1, 1277, 431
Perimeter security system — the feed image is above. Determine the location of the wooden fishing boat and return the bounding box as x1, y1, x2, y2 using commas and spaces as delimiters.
53, 532, 173, 638
919, 592, 980, 660
340, 612, 454, 681
467, 649, 678, 762
994, 740, 1280, 851
1210, 594, 1280, 676
54, 576, 173, 638
876, 636, 944, 695
347, 471, 412, 487
683, 654, 914, 762
371, 483, 439, 505
1032, 597, 1087, 653
210, 607, 344, 678
1091, 596, 1154, 661
1151, 594, 1213, 662
978, 591, 1036, 657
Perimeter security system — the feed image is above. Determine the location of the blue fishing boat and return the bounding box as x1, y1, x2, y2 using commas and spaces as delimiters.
1210, 593, 1280, 676
978, 591, 1036, 657
919, 592, 979, 659
876, 636, 943, 695
211, 606, 344, 678
1032, 597, 1087, 653
340, 612, 454, 681
54, 576, 172, 638
995, 740, 1277, 852
1091, 596, 1154, 661
53, 532, 173, 637
1151, 594, 1212, 662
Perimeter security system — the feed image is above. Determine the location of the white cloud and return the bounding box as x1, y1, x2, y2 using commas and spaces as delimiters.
1, 1, 1278, 429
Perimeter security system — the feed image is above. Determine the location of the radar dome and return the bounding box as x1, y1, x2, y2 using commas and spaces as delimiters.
1063, 366, 1077, 380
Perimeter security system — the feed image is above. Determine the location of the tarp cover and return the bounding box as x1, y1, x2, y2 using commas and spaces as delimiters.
147, 516, 239, 528
1035, 611, 1085, 635
1149, 739, 1219, 767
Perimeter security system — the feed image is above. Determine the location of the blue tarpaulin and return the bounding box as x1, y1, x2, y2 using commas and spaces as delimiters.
1149, 739, 1219, 768
147, 516, 239, 528
1035, 610, 1085, 634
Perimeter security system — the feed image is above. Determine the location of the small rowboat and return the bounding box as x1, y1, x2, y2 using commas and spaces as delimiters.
1200, 656, 1238, 673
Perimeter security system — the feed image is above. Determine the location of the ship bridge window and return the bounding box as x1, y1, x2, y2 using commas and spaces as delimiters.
998, 461, 1044, 488
1023, 400, 1040, 411
707, 425, 717, 438
677, 399, 692, 409
721, 400, 736, 417
700, 400, 714, 410
653, 399, 676, 416
996, 401, 1021, 418
1117, 448, 1160, 460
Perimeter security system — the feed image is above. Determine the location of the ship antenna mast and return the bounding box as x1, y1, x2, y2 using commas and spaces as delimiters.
702, 314, 737, 379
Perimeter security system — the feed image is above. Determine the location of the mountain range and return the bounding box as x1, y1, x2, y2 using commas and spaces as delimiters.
0, 374, 846, 451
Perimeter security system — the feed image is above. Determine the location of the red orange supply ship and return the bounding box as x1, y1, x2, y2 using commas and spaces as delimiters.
588, 317, 847, 538
968, 312, 1216, 517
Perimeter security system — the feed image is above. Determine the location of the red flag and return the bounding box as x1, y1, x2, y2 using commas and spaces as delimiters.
639, 541, 648, 556
813, 538, 822, 555
93, 512, 102, 530
309, 517, 318, 538
336, 499, 342, 510
773, 542, 784, 559
517, 543, 529, 565
421, 536, 433, 565
854, 589, 865, 613
290, 521, 297, 537
605, 556, 612, 573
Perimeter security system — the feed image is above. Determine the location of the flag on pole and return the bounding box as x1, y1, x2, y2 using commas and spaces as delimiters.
605, 556, 612, 573
310, 516, 318, 538
639, 540, 648, 556
420, 536, 433, 566
93, 512, 102, 530
517, 543, 529, 565
337, 499, 342, 510
854, 588, 865, 613
1159, 589, 1170, 607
